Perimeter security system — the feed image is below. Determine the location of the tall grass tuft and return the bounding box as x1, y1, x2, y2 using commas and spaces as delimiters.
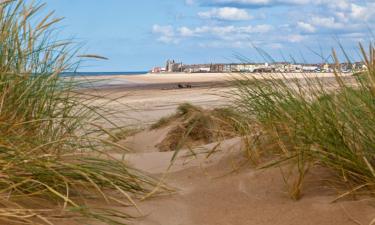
152, 103, 247, 152
0, 1, 161, 224
233, 45, 375, 200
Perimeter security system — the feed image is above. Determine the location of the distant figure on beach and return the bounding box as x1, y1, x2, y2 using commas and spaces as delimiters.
177, 83, 192, 89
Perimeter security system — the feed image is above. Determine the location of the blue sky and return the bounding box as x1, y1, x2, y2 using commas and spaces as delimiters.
41, 0, 374, 71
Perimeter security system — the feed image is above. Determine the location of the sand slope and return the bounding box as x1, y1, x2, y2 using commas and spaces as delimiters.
120, 130, 375, 225
84, 73, 375, 225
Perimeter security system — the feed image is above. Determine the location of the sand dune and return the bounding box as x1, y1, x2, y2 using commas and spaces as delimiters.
82, 72, 375, 225
121, 130, 375, 225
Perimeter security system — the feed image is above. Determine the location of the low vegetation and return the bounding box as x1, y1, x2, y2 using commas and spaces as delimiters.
233, 45, 375, 200
4, 0, 375, 223
152, 103, 247, 152
0, 1, 162, 224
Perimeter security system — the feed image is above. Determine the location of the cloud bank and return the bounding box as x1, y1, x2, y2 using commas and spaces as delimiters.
152, 0, 374, 55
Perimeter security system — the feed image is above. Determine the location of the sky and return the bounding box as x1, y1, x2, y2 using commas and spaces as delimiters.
39, 0, 375, 72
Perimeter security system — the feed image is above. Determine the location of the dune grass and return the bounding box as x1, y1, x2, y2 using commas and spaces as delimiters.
0, 1, 163, 224
152, 103, 247, 152
233, 45, 375, 200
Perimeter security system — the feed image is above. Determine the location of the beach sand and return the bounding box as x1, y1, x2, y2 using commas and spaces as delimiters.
81, 72, 375, 225
124, 138, 375, 225
78, 72, 352, 90
83, 72, 353, 127
82, 73, 240, 127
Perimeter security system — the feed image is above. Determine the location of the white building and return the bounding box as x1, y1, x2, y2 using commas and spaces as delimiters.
302, 65, 318, 72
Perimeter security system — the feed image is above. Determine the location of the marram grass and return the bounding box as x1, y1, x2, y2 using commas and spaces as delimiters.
0, 1, 163, 224
233, 46, 375, 200
151, 103, 248, 152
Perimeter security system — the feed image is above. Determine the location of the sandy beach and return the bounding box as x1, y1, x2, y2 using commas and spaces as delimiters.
76, 72, 375, 225
4, 1, 374, 224
83, 72, 353, 127
78, 72, 353, 90
124, 139, 375, 225
81, 73, 236, 127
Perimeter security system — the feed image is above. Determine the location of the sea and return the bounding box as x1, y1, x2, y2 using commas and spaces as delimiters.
60, 71, 148, 77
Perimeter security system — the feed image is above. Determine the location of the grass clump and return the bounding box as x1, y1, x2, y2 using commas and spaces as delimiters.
233, 45, 375, 200
151, 103, 202, 130
0, 1, 162, 224
153, 103, 247, 152
151, 116, 176, 130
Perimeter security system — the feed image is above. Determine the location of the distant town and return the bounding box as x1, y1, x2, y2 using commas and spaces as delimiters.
151, 60, 367, 74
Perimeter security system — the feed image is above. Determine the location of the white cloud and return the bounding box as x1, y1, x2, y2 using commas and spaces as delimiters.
153, 0, 375, 49
297, 21, 316, 33
179, 24, 273, 38
197, 40, 284, 49
152, 25, 174, 37
291, 1, 375, 36
286, 34, 305, 43
349, 3, 375, 21
152, 25, 178, 44
198, 40, 257, 48
310, 16, 344, 29
207, 0, 374, 17
206, 0, 312, 7
153, 24, 273, 45
208, 0, 375, 24
198, 7, 252, 20
326, 0, 350, 10
185, 0, 195, 5
335, 12, 349, 23
178, 27, 196, 37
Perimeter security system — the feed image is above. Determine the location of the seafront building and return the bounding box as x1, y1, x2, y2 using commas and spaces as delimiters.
150, 60, 366, 74
166, 60, 183, 72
